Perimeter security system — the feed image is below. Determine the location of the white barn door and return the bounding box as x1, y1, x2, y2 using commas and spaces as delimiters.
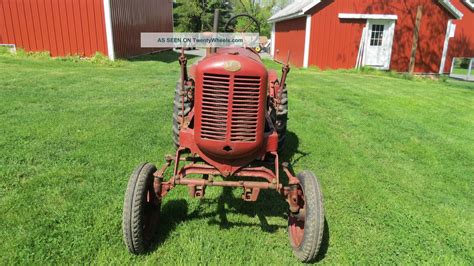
363, 20, 395, 70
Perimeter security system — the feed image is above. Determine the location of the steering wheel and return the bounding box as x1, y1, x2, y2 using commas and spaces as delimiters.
224, 14, 261, 33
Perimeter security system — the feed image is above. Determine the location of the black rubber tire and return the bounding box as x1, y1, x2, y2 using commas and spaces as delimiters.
173, 80, 192, 148
123, 163, 160, 254
276, 86, 288, 149
288, 171, 325, 262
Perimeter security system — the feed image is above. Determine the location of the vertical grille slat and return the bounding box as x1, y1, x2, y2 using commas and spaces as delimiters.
200, 74, 261, 143
201, 73, 230, 141
230, 76, 260, 142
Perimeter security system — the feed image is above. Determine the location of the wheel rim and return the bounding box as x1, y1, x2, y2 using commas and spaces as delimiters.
143, 181, 160, 242
288, 187, 305, 248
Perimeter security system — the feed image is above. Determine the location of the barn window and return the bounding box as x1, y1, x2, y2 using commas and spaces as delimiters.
370, 24, 384, 46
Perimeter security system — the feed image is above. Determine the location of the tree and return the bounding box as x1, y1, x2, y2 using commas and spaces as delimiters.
173, 0, 291, 36
174, 0, 233, 32
230, 0, 291, 37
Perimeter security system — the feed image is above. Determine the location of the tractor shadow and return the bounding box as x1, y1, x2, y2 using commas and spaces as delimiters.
281, 130, 311, 168
150, 199, 189, 251
151, 130, 330, 262
128, 50, 200, 63
198, 130, 312, 232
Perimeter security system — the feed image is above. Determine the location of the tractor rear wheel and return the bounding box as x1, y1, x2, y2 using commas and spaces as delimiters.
173, 80, 192, 147
123, 163, 161, 254
288, 171, 325, 262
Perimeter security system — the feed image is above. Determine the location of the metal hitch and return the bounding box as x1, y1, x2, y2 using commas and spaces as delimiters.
188, 184, 206, 198
242, 187, 260, 201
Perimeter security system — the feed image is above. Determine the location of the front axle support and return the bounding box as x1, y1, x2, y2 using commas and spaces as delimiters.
152, 151, 300, 202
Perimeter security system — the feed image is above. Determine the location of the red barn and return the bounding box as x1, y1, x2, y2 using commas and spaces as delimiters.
444, 0, 474, 73
0, 0, 173, 60
269, 0, 473, 74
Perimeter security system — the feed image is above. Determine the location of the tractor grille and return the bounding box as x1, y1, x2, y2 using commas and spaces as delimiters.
231, 76, 260, 142
201, 74, 260, 142
201, 73, 230, 141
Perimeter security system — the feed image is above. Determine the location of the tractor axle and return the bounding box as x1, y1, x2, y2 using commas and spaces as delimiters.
152, 151, 300, 203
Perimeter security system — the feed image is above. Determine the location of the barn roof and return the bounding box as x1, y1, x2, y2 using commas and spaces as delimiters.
268, 0, 321, 23
268, 0, 463, 23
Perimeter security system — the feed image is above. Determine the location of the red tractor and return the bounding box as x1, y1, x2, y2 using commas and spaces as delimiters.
122, 15, 325, 262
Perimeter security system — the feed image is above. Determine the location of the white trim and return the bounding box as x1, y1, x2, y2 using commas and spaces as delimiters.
0, 44, 16, 52
268, 14, 306, 23
103, 0, 115, 60
439, 20, 453, 74
302, 0, 322, 13
362, 20, 370, 67
268, 0, 321, 23
463, 0, 474, 10
438, 0, 463, 19
270, 23, 275, 57
171, 0, 175, 32
303, 15, 311, 68
339, 13, 398, 20
355, 26, 368, 69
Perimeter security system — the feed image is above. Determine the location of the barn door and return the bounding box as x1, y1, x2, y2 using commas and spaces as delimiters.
363, 20, 395, 70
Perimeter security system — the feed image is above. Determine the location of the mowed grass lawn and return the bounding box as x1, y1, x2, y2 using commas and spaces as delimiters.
1, 51, 473, 264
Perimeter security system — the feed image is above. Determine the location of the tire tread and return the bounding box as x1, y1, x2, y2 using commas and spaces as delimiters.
122, 163, 157, 254
291, 171, 325, 262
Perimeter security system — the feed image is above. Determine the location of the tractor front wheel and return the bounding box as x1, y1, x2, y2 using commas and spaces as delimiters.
288, 171, 325, 262
122, 163, 161, 254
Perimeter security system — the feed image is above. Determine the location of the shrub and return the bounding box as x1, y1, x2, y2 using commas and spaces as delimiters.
460, 58, 471, 69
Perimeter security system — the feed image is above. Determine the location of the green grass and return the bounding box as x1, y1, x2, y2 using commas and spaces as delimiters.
1, 51, 473, 264
452, 67, 471, 76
